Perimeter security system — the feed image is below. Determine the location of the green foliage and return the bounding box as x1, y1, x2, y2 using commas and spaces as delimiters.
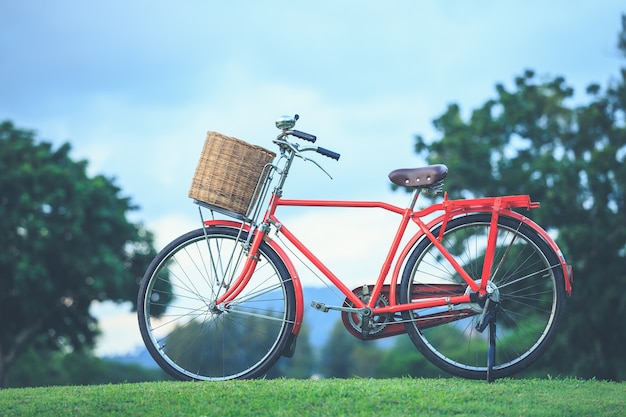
375, 336, 444, 378
269, 324, 317, 379
319, 321, 382, 378
6, 348, 166, 388
405, 17, 626, 380
1, 378, 624, 416
0, 122, 158, 387
161, 312, 290, 376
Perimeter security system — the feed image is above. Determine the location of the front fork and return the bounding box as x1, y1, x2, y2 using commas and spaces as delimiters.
213, 222, 270, 307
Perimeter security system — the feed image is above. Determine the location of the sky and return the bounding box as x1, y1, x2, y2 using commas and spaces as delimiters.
1, 1, 624, 356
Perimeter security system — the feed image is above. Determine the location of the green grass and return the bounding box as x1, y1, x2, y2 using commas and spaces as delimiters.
1, 378, 624, 417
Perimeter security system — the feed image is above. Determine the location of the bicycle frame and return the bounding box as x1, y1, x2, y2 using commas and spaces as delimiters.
138, 117, 574, 382
208, 191, 572, 338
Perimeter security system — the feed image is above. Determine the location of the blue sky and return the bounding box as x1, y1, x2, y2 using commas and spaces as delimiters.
1, 1, 624, 355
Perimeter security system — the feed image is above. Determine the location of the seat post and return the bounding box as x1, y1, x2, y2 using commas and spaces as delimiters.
408, 188, 421, 211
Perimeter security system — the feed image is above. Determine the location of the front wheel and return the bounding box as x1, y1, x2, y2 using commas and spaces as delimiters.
137, 226, 296, 381
400, 213, 566, 379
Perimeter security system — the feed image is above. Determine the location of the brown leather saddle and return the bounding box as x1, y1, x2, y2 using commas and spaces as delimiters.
388, 164, 448, 188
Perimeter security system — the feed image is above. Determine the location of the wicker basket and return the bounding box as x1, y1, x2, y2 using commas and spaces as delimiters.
189, 132, 276, 217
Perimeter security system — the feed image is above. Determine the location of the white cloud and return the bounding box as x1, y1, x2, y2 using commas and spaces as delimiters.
147, 212, 201, 249
91, 301, 144, 357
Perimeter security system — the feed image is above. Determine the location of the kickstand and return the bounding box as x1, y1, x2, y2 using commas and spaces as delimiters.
475, 297, 499, 383
487, 308, 497, 383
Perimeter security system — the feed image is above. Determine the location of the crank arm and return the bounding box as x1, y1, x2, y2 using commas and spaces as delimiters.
311, 300, 368, 315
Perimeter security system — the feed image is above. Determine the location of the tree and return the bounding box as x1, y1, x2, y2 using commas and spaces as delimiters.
269, 323, 316, 379
319, 321, 382, 378
0, 122, 157, 387
402, 16, 626, 380
375, 336, 445, 378
7, 347, 166, 387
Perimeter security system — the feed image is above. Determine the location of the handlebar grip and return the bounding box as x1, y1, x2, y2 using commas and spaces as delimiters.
291, 130, 317, 143
317, 147, 341, 160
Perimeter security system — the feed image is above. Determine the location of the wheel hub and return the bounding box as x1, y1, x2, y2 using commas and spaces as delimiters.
465, 280, 500, 312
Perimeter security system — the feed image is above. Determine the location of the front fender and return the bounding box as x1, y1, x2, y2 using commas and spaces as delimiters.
202, 219, 304, 334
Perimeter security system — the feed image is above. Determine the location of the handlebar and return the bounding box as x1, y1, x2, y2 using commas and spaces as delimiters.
316, 146, 340, 160
276, 130, 341, 161
275, 115, 341, 166
273, 115, 341, 180
290, 130, 317, 143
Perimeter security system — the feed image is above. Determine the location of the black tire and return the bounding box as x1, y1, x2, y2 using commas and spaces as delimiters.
137, 226, 296, 381
400, 213, 566, 379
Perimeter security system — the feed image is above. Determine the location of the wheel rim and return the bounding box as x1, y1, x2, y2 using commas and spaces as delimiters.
404, 216, 561, 375
140, 229, 293, 380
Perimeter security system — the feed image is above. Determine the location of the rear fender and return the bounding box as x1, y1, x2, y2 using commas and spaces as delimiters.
496, 211, 573, 295
392, 209, 572, 297
203, 220, 304, 334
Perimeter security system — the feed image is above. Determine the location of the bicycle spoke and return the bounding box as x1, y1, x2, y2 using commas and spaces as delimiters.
400, 214, 566, 380
138, 227, 296, 381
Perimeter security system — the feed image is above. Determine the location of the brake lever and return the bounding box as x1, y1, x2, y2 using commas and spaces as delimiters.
274, 138, 334, 179
299, 154, 333, 180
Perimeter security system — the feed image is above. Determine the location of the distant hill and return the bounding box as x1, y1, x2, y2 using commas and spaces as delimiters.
105, 346, 160, 369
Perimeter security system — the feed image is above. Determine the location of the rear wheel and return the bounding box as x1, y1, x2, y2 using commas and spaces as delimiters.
400, 214, 566, 379
137, 226, 296, 381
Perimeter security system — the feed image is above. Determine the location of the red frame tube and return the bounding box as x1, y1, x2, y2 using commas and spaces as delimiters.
212, 192, 572, 336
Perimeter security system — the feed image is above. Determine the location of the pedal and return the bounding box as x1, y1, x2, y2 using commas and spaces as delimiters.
311, 300, 330, 312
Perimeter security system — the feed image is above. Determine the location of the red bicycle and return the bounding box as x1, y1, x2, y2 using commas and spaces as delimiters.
138, 115, 572, 382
